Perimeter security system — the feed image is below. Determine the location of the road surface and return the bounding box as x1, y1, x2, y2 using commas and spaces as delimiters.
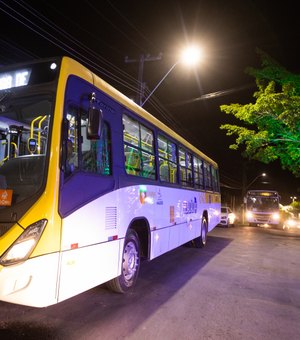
0, 225, 300, 340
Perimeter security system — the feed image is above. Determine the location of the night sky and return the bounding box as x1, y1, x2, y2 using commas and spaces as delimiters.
0, 0, 299, 204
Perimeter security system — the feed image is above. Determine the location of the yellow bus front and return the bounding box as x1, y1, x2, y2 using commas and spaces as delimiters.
0, 58, 66, 307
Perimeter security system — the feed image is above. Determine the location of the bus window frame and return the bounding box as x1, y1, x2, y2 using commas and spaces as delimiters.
122, 112, 157, 180
157, 133, 179, 185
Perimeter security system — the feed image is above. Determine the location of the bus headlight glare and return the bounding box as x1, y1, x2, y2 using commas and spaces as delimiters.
287, 219, 296, 227
0, 219, 47, 266
272, 213, 280, 220
246, 211, 253, 219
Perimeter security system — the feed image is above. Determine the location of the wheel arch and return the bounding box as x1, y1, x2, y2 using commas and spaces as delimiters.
202, 210, 208, 229
128, 217, 151, 260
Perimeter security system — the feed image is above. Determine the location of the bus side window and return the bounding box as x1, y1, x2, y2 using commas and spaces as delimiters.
158, 134, 178, 183
187, 153, 193, 187
98, 122, 112, 175
204, 162, 212, 190
179, 147, 187, 185
66, 138, 75, 175
194, 156, 204, 189
170, 164, 177, 184
123, 113, 155, 179
64, 106, 111, 177
125, 147, 141, 175
211, 167, 219, 191
82, 120, 112, 175
141, 151, 155, 179
64, 110, 79, 177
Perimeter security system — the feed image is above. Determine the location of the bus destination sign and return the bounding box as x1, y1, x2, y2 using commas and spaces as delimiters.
0, 69, 32, 90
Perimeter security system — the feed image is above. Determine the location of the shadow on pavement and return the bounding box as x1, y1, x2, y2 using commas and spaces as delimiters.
0, 233, 233, 339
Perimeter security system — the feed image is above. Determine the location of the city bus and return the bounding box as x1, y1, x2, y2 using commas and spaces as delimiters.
245, 190, 280, 226
0, 56, 221, 307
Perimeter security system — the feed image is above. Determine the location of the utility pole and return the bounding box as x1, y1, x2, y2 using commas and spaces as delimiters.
125, 53, 162, 105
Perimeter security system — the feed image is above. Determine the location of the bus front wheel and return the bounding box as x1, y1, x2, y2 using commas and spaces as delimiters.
193, 217, 208, 248
107, 229, 140, 293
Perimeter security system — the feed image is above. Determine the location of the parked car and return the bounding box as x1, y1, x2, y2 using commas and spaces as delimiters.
219, 206, 236, 227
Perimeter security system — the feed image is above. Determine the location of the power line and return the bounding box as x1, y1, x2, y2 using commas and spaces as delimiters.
125, 53, 162, 105
0, 0, 207, 150
104, 0, 158, 51
0, 1, 139, 93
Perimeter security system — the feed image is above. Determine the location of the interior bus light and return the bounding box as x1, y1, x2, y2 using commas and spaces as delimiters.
0, 219, 47, 266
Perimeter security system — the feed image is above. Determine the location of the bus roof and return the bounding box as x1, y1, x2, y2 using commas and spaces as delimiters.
61, 57, 218, 168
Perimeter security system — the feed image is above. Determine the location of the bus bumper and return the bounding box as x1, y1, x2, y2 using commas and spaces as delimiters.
0, 252, 59, 307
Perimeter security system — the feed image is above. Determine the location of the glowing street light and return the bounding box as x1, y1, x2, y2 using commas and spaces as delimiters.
245, 172, 266, 190
141, 45, 203, 107
180, 45, 203, 66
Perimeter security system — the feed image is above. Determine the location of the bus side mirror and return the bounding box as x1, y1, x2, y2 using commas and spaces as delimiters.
87, 107, 102, 140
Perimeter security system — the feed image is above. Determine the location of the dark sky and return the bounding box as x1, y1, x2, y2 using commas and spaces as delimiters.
0, 0, 299, 204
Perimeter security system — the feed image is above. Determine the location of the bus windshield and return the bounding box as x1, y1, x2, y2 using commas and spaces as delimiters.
246, 196, 279, 212
0, 93, 52, 208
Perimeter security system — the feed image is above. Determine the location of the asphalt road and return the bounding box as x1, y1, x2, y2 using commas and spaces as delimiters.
0, 225, 300, 340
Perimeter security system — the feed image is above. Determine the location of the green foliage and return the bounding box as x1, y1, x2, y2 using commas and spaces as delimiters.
291, 201, 300, 210
220, 49, 300, 177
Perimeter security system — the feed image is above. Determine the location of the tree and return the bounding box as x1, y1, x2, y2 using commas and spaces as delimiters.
291, 200, 300, 210
220, 49, 300, 177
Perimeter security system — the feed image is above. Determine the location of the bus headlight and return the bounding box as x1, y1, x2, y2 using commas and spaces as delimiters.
0, 219, 47, 266
271, 212, 280, 221
228, 213, 236, 224
246, 211, 253, 219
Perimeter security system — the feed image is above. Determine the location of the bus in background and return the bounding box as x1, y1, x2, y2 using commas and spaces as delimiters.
245, 190, 280, 227
0, 57, 221, 307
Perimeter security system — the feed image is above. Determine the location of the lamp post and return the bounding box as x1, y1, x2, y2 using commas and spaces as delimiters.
242, 172, 267, 224
140, 45, 203, 107
246, 173, 266, 191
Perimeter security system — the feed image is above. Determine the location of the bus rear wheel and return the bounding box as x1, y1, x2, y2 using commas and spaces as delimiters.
193, 217, 208, 248
107, 229, 140, 293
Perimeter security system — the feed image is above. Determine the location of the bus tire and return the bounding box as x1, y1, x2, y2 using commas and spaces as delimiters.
106, 229, 140, 293
193, 217, 208, 248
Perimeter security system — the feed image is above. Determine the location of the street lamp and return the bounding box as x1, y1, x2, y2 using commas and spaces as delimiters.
245, 172, 266, 191
140, 45, 203, 107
